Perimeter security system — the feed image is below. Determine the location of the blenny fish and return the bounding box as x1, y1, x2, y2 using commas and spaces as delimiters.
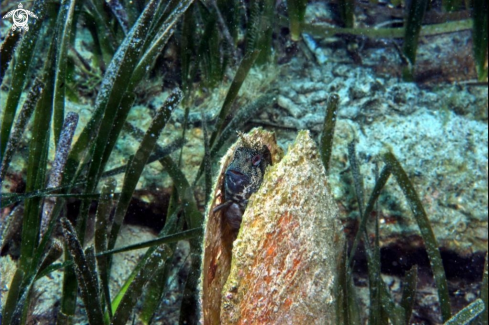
201, 129, 279, 325
213, 133, 272, 232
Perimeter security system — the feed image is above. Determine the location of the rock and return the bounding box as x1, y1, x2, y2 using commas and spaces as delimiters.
277, 95, 303, 118
200, 129, 345, 324
0, 225, 160, 324
270, 60, 488, 255
0, 255, 17, 308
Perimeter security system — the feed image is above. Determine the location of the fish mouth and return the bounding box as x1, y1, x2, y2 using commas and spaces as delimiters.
228, 169, 245, 176
225, 169, 250, 193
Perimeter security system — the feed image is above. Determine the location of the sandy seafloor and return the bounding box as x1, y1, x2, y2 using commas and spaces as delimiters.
0, 2, 488, 324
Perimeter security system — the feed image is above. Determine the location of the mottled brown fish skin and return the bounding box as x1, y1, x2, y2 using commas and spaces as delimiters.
222, 143, 272, 231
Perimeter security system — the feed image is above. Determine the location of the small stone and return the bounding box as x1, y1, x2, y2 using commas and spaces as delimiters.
290, 81, 320, 93
474, 226, 488, 240
309, 90, 329, 104
296, 94, 308, 105
277, 95, 303, 118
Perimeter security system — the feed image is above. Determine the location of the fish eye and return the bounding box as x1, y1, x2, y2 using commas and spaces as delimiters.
251, 154, 261, 166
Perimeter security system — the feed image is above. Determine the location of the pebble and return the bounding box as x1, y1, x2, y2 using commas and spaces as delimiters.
277, 95, 304, 118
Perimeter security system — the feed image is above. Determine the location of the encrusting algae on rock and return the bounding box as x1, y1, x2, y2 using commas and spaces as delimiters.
200, 129, 345, 324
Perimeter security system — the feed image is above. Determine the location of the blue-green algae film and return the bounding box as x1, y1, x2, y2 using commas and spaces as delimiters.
0, 0, 487, 324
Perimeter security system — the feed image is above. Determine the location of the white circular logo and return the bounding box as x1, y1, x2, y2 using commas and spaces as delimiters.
3, 3, 38, 32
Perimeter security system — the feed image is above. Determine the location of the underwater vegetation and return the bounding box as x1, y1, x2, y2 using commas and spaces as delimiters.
0, 0, 487, 325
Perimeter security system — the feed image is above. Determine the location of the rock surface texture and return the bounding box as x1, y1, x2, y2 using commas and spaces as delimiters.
200, 129, 344, 325
200, 128, 283, 325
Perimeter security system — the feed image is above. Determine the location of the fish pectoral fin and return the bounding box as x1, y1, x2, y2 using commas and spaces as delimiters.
212, 200, 233, 213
